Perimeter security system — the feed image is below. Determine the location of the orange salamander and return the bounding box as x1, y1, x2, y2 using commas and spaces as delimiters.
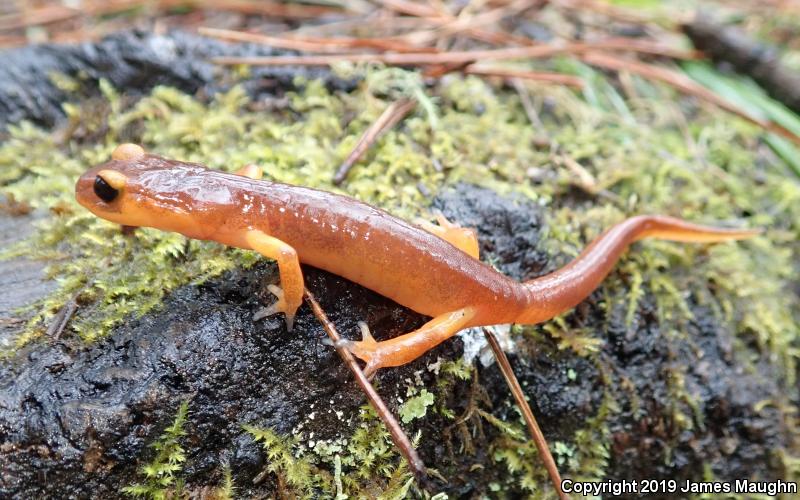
75, 143, 759, 377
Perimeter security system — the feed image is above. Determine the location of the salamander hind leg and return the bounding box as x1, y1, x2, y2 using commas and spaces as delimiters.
416, 212, 480, 259
337, 308, 477, 378
245, 230, 303, 331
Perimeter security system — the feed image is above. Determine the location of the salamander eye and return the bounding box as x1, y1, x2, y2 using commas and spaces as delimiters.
94, 175, 119, 202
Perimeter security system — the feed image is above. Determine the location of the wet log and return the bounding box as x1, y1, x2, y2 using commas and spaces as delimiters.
0, 30, 352, 131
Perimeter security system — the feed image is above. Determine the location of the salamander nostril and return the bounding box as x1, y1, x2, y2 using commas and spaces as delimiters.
93, 175, 118, 202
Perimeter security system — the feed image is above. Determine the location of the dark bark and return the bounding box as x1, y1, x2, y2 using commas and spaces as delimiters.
684, 16, 800, 115
0, 30, 354, 131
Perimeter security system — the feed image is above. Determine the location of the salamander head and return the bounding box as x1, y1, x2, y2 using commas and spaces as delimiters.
75, 144, 221, 237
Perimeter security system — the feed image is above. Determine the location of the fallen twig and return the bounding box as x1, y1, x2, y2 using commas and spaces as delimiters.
0, 4, 80, 32
303, 288, 428, 484
199, 26, 434, 54
581, 51, 800, 146
423, 61, 471, 79
396, 0, 544, 47
160, 0, 346, 19
512, 78, 545, 128
46, 294, 81, 341
333, 98, 417, 185
555, 0, 656, 24
0, 34, 27, 48
212, 39, 699, 67
465, 65, 585, 88
377, 0, 545, 47
376, 0, 448, 19
482, 328, 568, 500
592, 37, 702, 60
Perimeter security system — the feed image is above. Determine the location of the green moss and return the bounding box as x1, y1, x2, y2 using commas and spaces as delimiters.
398, 388, 435, 424
122, 401, 189, 499
215, 466, 235, 500
540, 316, 605, 356
569, 393, 617, 482
535, 71, 800, 378
244, 424, 332, 494
245, 405, 415, 498
121, 401, 238, 499
438, 358, 472, 381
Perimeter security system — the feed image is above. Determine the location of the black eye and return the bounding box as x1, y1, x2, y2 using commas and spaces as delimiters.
94, 176, 119, 202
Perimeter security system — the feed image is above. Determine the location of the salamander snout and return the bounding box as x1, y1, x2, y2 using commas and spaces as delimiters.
76, 143, 217, 235
75, 143, 147, 224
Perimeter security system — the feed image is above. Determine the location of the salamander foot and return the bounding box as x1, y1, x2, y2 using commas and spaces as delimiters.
335, 321, 381, 379
254, 284, 295, 331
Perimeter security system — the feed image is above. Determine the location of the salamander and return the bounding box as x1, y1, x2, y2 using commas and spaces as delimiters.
75, 143, 759, 376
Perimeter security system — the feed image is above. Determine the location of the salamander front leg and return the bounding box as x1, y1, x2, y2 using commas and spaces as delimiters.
337, 308, 477, 377
416, 212, 480, 259
245, 230, 303, 331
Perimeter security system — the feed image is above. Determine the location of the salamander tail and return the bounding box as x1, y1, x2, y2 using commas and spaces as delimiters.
626, 215, 761, 243
515, 215, 759, 324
